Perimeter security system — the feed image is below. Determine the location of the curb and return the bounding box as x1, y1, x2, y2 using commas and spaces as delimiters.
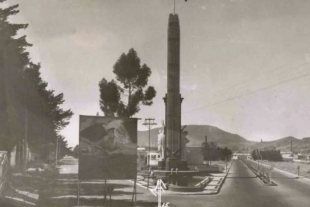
170, 161, 234, 195
134, 179, 217, 195
4, 196, 36, 206
134, 163, 233, 196
169, 161, 233, 195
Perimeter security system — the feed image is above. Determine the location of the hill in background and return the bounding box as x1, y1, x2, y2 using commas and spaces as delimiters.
138, 125, 253, 151
138, 125, 310, 153
255, 136, 310, 153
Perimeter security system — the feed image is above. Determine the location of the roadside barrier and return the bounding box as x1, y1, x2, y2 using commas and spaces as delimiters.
240, 157, 273, 184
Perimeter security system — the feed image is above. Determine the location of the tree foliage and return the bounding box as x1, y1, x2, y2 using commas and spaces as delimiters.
251, 149, 282, 161
0, 1, 73, 161
99, 48, 156, 117
201, 142, 233, 161
0, 2, 30, 152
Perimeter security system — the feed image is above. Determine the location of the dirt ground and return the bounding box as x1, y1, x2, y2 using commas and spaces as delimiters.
264, 161, 310, 178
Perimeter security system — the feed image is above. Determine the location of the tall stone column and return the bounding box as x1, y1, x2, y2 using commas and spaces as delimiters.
165, 14, 182, 160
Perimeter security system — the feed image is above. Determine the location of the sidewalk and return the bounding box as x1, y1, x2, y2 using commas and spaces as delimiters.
3, 186, 38, 207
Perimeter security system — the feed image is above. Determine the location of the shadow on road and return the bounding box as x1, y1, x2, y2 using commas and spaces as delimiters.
270, 177, 297, 179
226, 176, 257, 179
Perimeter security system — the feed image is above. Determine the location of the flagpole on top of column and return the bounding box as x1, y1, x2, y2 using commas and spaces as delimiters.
173, 0, 175, 14
173, 0, 188, 14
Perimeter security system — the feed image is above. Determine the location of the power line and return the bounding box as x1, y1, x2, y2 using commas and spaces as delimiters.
183, 62, 310, 114
193, 61, 309, 110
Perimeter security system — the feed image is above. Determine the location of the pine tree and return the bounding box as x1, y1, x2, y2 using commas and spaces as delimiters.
0, 1, 73, 164
23, 63, 73, 158
99, 48, 156, 117
0, 2, 31, 154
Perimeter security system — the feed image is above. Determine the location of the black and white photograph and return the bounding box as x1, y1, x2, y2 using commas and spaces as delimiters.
1, 0, 310, 206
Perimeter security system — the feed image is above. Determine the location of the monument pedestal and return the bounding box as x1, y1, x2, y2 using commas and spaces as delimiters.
158, 159, 165, 170
166, 158, 188, 186
165, 158, 187, 171
157, 158, 188, 186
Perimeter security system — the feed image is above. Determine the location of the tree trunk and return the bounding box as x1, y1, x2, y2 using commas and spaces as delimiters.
7, 149, 11, 167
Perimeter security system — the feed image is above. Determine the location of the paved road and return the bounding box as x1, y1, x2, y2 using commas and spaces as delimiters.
58, 156, 79, 174
57, 157, 310, 207
162, 160, 310, 207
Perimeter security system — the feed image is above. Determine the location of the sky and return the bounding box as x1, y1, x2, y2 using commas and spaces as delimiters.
3, 0, 310, 147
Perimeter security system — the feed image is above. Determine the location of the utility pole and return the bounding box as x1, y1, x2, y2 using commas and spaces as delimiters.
225, 157, 228, 173
205, 136, 211, 165
23, 107, 29, 174
56, 137, 59, 166
22, 70, 29, 174
142, 118, 157, 189
291, 140, 293, 153
204, 136, 208, 165
297, 166, 300, 179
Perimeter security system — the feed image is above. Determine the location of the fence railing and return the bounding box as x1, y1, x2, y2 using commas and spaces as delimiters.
240, 157, 273, 184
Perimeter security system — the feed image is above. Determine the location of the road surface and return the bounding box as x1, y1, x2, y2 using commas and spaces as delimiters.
57, 157, 310, 207
162, 160, 310, 207
58, 156, 79, 174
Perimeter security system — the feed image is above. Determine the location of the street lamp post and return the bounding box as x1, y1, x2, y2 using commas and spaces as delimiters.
225, 157, 228, 172
297, 166, 300, 179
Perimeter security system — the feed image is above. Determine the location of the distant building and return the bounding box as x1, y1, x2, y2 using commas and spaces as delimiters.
233, 152, 251, 160
280, 151, 294, 161
294, 153, 310, 160
137, 148, 161, 169
8, 145, 40, 168
137, 146, 207, 168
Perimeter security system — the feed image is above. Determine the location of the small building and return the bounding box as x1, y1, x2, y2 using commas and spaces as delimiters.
280, 151, 294, 161
148, 151, 161, 167
233, 153, 251, 160
137, 148, 161, 169
8, 144, 42, 168
293, 153, 310, 160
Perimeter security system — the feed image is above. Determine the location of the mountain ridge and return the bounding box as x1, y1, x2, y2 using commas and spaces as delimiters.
137, 125, 310, 152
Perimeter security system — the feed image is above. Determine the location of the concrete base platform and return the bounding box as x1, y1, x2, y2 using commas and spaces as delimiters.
135, 174, 226, 195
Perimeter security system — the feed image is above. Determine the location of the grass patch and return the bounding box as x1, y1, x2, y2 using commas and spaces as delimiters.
263, 161, 310, 178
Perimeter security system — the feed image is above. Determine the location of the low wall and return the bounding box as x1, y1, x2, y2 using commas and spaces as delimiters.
188, 165, 220, 173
